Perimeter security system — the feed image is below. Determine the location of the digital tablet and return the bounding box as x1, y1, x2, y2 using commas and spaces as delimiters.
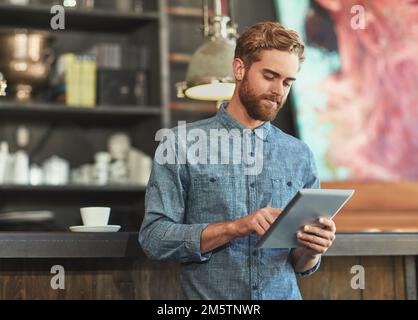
256, 189, 355, 248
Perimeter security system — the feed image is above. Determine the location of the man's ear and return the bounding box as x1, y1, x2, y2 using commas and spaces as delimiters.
233, 58, 245, 81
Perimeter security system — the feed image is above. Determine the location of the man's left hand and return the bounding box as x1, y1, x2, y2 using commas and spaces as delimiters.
296, 218, 336, 255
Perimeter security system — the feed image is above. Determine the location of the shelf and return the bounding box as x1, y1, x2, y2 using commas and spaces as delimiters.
0, 231, 142, 258
0, 101, 161, 124
0, 4, 159, 32
167, 6, 214, 18
0, 184, 146, 193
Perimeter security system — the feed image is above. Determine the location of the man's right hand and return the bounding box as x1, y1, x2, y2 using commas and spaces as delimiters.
200, 207, 283, 254
230, 207, 283, 237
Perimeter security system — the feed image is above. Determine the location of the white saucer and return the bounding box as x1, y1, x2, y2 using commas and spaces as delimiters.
69, 225, 121, 232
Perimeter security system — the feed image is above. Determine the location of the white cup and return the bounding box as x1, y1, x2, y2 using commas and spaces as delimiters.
80, 207, 110, 226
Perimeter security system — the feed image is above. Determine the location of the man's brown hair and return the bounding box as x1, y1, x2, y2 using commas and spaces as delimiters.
234, 21, 305, 69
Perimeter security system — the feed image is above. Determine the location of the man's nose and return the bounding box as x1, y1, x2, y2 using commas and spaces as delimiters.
270, 81, 285, 97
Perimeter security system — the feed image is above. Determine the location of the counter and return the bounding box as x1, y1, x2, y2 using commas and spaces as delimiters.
0, 231, 417, 258
0, 231, 416, 300
0, 181, 417, 299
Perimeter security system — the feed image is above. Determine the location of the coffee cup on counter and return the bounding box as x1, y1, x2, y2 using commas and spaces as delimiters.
80, 207, 110, 226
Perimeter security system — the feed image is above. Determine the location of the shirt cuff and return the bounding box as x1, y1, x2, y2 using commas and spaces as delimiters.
185, 223, 212, 262
296, 255, 321, 277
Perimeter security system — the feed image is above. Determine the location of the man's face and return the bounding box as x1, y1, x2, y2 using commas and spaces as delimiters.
238, 49, 299, 122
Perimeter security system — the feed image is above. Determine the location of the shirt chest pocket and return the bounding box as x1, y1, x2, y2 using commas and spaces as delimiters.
189, 174, 236, 222
260, 176, 303, 209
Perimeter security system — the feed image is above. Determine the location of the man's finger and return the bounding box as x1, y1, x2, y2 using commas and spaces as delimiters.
302, 225, 335, 241
261, 210, 276, 225
269, 208, 283, 218
317, 217, 336, 232
297, 231, 332, 248
257, 216, 271, 232
254, 224, 266, 236
297, 238, 327, 254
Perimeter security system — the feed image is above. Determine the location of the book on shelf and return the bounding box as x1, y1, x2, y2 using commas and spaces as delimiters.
57, 53, 97, 108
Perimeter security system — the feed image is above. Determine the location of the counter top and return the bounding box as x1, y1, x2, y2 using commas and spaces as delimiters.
0, 232, 417, 258
0, 232, 142, 258
326, 233, 418, 256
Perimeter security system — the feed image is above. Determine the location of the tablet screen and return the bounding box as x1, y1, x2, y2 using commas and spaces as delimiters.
256, 189, 355, 248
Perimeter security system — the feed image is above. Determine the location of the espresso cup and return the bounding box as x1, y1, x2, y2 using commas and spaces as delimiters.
80, 207, 110, 226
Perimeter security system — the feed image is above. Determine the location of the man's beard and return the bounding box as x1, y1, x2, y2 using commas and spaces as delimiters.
238, 75, 285, 122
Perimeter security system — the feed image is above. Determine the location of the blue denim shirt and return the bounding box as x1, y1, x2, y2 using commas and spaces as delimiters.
139, 103, 321, 300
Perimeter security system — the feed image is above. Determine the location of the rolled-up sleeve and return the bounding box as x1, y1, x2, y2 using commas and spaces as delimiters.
138, 135, 212, 263
295, 255, 321, 277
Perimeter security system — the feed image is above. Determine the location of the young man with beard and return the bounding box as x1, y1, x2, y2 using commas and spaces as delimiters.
139, 22, 336, 300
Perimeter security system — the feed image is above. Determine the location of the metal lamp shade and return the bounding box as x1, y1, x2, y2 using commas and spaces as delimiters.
184, 37, 236, 101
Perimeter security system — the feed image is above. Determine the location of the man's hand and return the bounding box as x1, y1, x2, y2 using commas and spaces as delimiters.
200, 207, 282, 253
296, 217, 336, 255
231, 207, 283, 237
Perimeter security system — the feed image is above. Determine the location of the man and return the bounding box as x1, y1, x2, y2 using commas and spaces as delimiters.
139, 21, 336, 300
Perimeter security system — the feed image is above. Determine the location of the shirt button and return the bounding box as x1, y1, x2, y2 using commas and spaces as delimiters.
287, 181, 292, 187
250, 152, 254, 157
250, 182, 255, 188
252, 285, 258, 290
210, 177, 216, 182
252, 250, 257, 256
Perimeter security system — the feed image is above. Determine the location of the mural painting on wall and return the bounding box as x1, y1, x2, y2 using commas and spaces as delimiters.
276, 0, 418, 181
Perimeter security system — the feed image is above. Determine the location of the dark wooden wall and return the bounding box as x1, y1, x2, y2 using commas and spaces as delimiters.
298, 256, 407, 300
0, 258, 180, 300
0, 255, 409, 300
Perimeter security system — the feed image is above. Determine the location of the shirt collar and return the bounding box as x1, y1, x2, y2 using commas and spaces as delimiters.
216, 101, 271, 142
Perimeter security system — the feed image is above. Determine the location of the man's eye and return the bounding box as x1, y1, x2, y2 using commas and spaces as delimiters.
264, 75, 274, 80
284, 82, 291, 88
